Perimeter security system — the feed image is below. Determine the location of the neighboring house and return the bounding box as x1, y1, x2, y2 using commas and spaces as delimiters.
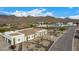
37, 24, 47, 27
67, 22, 73, 26
67, 22, 77, 26
48, 22, 65, 27
2, 28, 47, 45
37, 22, 64, 27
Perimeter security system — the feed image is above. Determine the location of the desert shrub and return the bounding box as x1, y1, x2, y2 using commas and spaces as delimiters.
0, 28, 6, 33
59, 27, 66, 31
9, 45, 16, 49
0, 28, 11, 33
76, 30, 79, 33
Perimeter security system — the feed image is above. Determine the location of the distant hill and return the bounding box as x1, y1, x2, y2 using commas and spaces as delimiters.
0, 15, 79, 25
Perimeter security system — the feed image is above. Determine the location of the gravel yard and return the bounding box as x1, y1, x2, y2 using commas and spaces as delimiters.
74, 38, 79, 51
39, 40, 50, 47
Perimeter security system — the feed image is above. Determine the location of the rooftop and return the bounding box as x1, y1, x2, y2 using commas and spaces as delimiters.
4, 28, 45, 36
9, 32, 21, 36
19, 28, 43, 36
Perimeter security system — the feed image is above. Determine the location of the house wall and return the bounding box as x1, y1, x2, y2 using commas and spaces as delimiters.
36, 29, 47, 37
11, 34, 25, 45
23, 29, 47, 41
27, 34, 35, 40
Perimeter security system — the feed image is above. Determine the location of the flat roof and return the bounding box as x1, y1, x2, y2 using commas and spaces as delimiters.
19, 28, 43, 36
9, 32, 21, 36
8, 28, 45, 36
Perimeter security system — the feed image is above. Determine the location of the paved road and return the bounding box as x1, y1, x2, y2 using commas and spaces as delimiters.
49, 26, 76, 51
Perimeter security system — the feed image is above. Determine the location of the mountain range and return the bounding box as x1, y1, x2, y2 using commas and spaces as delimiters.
0, 15, 79, 25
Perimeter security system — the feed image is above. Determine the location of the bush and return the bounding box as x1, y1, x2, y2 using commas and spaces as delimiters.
0, 28, 11, 33
59, 27, 66, 31
76, 30, 79, 33
9, 45, 16, 49
75, 35, 79, 39
0, 29, 6, 33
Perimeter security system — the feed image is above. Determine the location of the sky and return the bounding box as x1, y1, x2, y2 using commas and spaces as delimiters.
0, 7, 79, 19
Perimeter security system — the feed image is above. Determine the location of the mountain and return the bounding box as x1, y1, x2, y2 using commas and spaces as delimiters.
0, 15, 79, 25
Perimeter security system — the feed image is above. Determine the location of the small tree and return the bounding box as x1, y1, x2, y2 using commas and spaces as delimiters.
76, 30, 79, 33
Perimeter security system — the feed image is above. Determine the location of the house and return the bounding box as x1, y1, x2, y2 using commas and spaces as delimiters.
67, 22, 73, 26
48, 22, 65, 27
2, 28, 47, 45
19, 28, 47, 40
3, 31, 25, 45
37, 24, 47, 27
37, 22, 64, 27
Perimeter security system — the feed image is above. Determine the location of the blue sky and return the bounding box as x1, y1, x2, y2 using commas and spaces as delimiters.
0, 7, 79, 19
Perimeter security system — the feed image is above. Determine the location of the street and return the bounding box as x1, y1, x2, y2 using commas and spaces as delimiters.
49, 26, 76, 51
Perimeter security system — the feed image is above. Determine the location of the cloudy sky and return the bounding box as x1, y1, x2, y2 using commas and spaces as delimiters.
0, 7, 79, 19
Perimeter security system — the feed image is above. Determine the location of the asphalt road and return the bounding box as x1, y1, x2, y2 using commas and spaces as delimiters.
49, 26, 76, 51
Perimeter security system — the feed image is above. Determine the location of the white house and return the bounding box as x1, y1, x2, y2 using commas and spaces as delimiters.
67, 22, 73, 26
2, 28, 47, 45
19, 28, 47, 40
3, 31, 25, 45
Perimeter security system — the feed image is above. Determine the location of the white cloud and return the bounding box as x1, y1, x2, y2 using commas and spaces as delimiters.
11, 10, 26, 17
11, 8, 53, 17
58, 16, 66, 19
43, 12, 53, 16
69, 15, 79, 19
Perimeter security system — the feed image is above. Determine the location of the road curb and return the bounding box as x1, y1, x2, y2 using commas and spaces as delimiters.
72, 28, 76, 51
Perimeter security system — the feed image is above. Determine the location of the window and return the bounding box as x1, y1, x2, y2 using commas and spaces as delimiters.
28, 36, 30, 39
18, 39, 20, 41
13, 38, 15, 45
8, 39, 11, 44
32, 35, 34, 38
